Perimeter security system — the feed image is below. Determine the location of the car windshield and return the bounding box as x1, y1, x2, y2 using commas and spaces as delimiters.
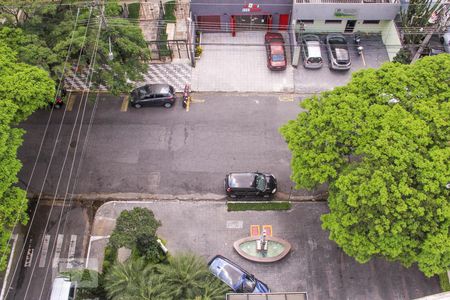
241, 276, 256, 293
255, 175, 266, 192
272, 54, 285, 62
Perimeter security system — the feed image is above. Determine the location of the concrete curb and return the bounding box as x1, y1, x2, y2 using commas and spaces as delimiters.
28, 192, 328, 202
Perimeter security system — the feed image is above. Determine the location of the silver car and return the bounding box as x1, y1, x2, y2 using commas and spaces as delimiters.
440, 31, 450, 53
325, 34, 351, 71
301, 34, 323, 69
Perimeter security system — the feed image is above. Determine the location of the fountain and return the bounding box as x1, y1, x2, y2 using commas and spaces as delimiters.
233, 229, 291, 263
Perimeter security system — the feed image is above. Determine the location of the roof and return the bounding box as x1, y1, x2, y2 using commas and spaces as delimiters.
50, 277, 72, 300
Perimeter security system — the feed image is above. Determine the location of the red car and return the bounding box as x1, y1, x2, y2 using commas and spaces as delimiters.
264, 32, 287, 71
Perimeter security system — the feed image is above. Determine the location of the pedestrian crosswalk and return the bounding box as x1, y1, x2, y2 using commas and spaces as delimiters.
24, 233, 84, 271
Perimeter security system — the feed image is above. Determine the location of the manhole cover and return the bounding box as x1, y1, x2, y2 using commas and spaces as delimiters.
70, 140, 77, 148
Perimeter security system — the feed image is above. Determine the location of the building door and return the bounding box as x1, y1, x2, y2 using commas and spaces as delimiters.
344, 20, 357, 33
279, 14, 290, 30
235, 15, 268, 31
197, 16, 221, 32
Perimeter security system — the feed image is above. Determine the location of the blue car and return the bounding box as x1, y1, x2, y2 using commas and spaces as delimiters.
208, 255, 270, 293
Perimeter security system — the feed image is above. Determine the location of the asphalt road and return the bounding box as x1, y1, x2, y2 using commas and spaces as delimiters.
5, 202, 89, 300
18, 92, 322, 199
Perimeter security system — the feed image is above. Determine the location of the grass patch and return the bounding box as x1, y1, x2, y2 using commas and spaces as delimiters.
163, 1, 176, 23
127, 3, 140, 19
439, 272, 450, 292
227, 201, 291, 212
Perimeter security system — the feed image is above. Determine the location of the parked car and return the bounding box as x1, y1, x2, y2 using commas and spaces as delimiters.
301, 34, 323, 69
224, 172, 277, 198
440, 31, 450, 53
325, 34, 351, 71
208, 255, 270, 293
264, 32, 287, 71
130, 84, 176, 108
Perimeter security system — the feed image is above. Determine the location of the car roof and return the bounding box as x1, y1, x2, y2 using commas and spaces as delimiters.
208, 255, 246, 290
228, 172, 259, 188
305, 40, 321, 57
136, 84, 172, 93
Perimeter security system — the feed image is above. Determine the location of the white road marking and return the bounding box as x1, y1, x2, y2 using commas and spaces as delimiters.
226, 220, 243, 229
66, 235, 77, 269
39, 235, 51, 267
24, 239, 34, 268
52, 234, 64, 269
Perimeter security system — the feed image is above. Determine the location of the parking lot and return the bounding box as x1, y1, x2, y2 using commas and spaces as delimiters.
192, 32, 390, 93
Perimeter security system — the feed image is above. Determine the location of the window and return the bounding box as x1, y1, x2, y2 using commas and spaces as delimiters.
325, 20, 342, 24
298, 19, 314, 24
363, 20, 380, 24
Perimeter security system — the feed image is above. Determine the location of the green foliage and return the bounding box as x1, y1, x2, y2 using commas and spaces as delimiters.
103, 254, 229, 300
127, 3, 140, 19
195, 46, 203, 57
2, 0, 151, 94
109, 207, 161, 250
102, 245, 117, 274
393, 48, 412, 64
227, 201, 291, 211
280, 55, 450, 277
439, 272, 450, 292
63, 269, 107, 300
0, 44, 54, 271
136, 233, 166, 263
164, 1, 176, 23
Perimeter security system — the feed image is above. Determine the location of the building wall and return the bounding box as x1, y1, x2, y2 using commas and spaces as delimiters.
300, 20, 393, 33
191, 0, 292, 31
381, 20, 402, 60
292, 3, 400, 21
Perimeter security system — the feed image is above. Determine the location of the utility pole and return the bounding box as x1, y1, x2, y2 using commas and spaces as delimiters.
412, 2, 450, 62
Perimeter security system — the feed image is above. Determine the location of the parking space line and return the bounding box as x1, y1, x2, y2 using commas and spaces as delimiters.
279, 95, 294, 102
121, 95, 129, 112
52, 234, 64, 269
67, 94, 77, 111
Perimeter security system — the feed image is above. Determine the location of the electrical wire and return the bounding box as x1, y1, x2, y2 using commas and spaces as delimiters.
2, 7, 82, 299
7, 6, 95, 300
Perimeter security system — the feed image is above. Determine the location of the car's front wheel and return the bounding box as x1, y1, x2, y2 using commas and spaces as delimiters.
134, 103, 142, 109
164, 102, 172, 108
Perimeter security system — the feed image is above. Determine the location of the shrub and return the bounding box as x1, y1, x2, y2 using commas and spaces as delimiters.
164, 1, 176, 23
393, 48, 412, 64
127, 3, 140, 19
227, 201, 291, 211
136, 233, 166, 263
439, 272, 450, 292
195, 46, 202, 57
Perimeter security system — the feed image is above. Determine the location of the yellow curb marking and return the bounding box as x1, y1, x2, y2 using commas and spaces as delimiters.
279, 95, 294, 102
121, 95, 129, 112
67, 94, 77, 111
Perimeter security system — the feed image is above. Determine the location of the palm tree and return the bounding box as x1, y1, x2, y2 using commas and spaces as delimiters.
158, 253, 212, 299
200, 276, 232, 300
104, 257, 169, 300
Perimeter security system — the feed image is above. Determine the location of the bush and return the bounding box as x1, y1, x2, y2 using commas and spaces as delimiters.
102, 245, 117, 273
127, 3, 140, 19
108, 207, 161, 250
227, 201, 291, 211
164, 1, 176, 23
393, 48, 412, 64
195, 46, 202, 57
136, 233, 166, 263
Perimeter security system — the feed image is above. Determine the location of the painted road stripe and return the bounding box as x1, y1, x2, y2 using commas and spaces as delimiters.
52, 234, 64, 269
66, 235, 77, 268
39, 234, 51, 267
67, 94, 77, 111
24, 239, 34, 268
279, 94, 294, 102
121, 95, 129, 112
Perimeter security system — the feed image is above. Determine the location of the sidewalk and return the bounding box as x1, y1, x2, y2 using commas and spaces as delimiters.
87, 200, 440, 299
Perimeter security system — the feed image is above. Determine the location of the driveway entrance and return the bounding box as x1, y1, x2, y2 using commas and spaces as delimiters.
191, 32, 294, 92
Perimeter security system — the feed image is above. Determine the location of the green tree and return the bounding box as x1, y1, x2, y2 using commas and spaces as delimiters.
3, 0, 151, 94
0, 44, 54, 270
104, 258, 170, 300
280, 55, 450, 277
158, 253, 225, 299
109, 207, 161, 250
136, 233, 166, 264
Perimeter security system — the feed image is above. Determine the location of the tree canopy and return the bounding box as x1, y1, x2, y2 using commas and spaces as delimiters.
0, 43, 54, 270
1, 0, 150, 94
280, 55, 450, 277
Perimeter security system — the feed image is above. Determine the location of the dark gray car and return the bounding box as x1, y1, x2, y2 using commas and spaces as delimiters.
130, 84, 176, 108
325, 34, 351, 71
224, 172, 277, 198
